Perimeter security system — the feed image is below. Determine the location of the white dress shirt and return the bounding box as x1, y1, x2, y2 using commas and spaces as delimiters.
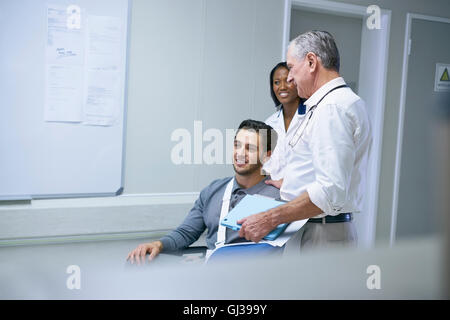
263, 104, 306, 180
280, 77, 372, 218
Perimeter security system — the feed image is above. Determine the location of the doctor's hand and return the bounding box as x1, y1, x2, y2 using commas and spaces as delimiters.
126, 241, 163, 265
264, 178, 283, 189
237, 211, 276, 243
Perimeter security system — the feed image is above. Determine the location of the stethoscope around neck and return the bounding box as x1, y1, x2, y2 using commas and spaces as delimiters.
288, 84, 348, 148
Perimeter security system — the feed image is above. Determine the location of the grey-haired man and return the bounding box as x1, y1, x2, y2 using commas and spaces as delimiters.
238, 31, 372, 251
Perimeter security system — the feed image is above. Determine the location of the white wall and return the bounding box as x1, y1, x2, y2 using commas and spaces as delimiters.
125, 0, 284, 194
0, 0, 286, 244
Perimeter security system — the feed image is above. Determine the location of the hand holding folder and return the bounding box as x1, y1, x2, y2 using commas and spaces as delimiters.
220, 194, 289, 241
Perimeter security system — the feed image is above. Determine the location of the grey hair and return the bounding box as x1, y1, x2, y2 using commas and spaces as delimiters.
289, 30, 340, 72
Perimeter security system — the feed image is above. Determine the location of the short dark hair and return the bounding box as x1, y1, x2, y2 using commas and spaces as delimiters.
269, 62, 288, 107
236, 119, 278, 153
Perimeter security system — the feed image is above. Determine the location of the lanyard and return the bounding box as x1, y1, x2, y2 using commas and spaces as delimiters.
288, 84, 348, 148
205, 177, 235, 262
215, 177, 235, 248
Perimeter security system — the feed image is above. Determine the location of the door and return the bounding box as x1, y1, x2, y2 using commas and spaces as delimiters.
396, 18, 450, 239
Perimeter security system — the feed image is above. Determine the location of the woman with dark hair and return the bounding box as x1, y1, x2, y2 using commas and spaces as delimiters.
263, 62, 306, 187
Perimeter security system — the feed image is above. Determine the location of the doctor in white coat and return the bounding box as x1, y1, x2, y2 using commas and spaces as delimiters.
263, 61, 306, 187
238, 31, 372, 251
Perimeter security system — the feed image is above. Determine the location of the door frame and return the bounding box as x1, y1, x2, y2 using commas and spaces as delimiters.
392, 13, 450, 245
283, 0, 391, 248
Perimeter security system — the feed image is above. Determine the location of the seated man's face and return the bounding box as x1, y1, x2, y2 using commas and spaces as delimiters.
233, 129, 267, 176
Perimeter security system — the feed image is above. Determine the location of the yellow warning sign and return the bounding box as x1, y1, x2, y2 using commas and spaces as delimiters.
435, 63, 450, 92
440, 68, 449, 81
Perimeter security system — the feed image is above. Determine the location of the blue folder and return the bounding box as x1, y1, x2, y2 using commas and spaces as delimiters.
207, 243, 283, 263
220, 194, 289, 241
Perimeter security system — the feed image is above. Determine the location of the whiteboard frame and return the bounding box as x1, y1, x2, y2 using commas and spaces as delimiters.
0, 0, 132, 201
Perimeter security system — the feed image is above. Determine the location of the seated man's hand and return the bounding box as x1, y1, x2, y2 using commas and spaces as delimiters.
126, 241, 163, 265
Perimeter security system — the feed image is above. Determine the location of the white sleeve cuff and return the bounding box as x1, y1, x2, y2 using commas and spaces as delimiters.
306, 182, 343, 216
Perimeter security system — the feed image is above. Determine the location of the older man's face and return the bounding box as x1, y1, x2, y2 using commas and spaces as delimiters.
286, 46, 310, 99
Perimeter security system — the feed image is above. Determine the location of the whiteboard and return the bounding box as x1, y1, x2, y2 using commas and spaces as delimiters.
0, 0, 130, 200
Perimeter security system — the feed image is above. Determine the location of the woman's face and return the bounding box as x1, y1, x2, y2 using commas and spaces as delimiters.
273, 67, 299, 105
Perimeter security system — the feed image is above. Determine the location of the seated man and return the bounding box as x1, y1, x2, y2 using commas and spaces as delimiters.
126, 119, 279, 264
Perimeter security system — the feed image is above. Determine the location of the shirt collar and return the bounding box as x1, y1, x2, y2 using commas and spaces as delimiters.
232, 176, 270, 194
304, 77, 346, 113
277, 101, 307, 118
276, 105, 283, 118
298, 100, 306, 115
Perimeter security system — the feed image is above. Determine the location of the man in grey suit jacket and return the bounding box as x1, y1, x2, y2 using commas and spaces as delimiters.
127, 119, 279, 265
